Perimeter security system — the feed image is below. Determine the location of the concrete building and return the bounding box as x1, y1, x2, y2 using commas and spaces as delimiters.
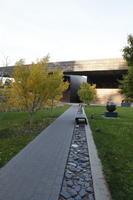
0, 58, 128, 104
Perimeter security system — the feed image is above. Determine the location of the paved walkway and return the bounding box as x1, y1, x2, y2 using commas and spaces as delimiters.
0, 105, 78, 200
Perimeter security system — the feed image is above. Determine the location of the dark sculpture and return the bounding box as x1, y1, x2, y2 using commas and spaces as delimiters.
70, 75, 87, 103
106, 101, 116, 112
104, 101, 117, 117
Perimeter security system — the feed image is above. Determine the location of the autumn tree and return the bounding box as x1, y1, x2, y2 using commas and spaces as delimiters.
9, 56, 50, 123
47, 70, 69, 110
9, 56, 69, 123
78, 82, 96, 105
119, 34, 133, 101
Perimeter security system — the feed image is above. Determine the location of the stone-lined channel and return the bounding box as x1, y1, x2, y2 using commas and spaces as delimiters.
58, 113, 95, 200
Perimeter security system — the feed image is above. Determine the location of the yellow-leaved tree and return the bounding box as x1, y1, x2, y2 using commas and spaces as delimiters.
10, 56, 50, 123
47, 70, 69, 110
78, 82, 96, 105
9, 56, 69, 123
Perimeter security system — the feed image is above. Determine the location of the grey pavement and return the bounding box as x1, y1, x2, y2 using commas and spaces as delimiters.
0, 105, 78, 200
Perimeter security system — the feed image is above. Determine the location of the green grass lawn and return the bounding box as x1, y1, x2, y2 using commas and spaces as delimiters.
85, 106, 133, 200
0, 105, 70, 168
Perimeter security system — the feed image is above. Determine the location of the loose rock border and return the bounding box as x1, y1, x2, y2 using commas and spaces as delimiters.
58, 122, 95, 200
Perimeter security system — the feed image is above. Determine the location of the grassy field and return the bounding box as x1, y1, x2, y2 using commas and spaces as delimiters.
85, 106, 133, 200
0, 105, 70, 168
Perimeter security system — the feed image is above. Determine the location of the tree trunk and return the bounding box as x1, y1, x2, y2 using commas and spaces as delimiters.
29, 111, 35, 126
50, 99, 54, 117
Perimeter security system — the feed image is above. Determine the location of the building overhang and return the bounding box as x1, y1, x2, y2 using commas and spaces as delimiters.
0, 58, 128, 77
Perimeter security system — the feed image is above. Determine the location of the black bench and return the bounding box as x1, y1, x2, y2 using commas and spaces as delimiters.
75, 113, 88, 125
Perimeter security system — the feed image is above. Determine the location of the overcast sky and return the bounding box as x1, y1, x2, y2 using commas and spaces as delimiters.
0, 0, 133, 66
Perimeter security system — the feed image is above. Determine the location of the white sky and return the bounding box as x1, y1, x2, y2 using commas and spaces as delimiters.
0, 0, 133, 66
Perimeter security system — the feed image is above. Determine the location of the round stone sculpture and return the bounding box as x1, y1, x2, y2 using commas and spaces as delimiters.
106, 101, 116, 112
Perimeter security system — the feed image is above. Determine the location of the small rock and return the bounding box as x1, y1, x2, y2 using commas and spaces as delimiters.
61, 189, 71, 199
88, 194, 95, 200
73, 156, 79, 161
84, 182, 91, 188
79, 189, 87, 197
85, 177, 92, 181
73, 185, 81, 192
67, 188, 78, 197
79, 157, 89, 162
76, 166, 83, 172
66, 169, 73, 174
68, 158, 74, 162
66, 180, 73, 187
68, 166, 77, 173
72, 144, 78, 148
65, 173, 73, 179
86, 186, 94, 193
80, 163, 88, 168
82, 173, 92, 179
75, 195, 82, 200
73, 176, 80, 181
68, 162, 77, 167
77, 166, 83, 170
77, 180, 84, 186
